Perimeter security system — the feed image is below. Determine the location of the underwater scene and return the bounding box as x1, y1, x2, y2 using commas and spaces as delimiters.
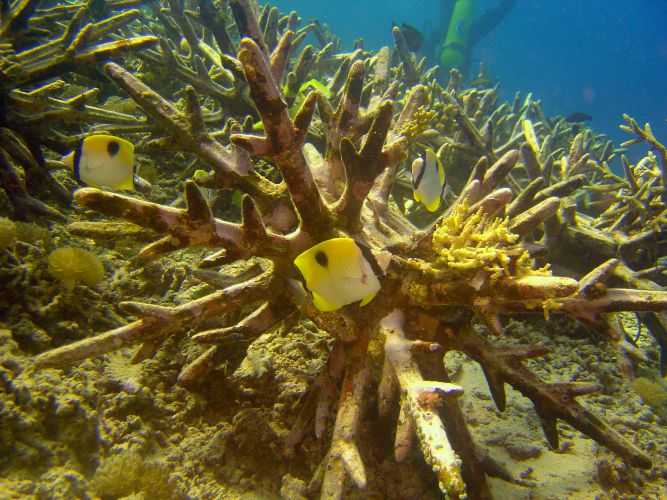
1, 0, 667, 498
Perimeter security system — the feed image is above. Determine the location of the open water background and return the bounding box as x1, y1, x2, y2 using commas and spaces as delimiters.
272, 0, 667, 153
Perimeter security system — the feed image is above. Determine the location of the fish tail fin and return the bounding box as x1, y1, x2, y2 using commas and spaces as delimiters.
424, 196, 442, 212
61, 152, 75, 170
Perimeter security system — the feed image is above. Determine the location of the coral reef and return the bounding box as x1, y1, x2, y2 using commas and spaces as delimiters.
0, 0, 157, 221
2, 1, 667, 499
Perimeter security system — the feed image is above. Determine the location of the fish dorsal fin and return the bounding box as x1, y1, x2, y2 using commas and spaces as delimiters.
436, 156, 446, 187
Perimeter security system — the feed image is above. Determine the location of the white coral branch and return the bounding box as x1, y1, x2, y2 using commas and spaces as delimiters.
380, 310, 466, 499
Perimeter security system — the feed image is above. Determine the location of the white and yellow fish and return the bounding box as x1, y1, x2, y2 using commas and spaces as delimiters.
63, 135, 135, 190
412, 148, 446, 212
293, 237, 390, 312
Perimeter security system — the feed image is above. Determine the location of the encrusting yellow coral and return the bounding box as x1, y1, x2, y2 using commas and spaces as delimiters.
432, 202, 550, 280
48, 247, 105, 292
398, 105, 437, 141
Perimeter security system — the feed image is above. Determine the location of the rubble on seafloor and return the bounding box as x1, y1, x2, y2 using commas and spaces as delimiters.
1, 1, 667, 499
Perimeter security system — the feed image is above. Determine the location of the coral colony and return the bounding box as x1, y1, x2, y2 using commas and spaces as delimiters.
2, 1, 667, 498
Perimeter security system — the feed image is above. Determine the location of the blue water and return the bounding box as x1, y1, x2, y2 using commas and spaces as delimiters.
273, 0, 667, 150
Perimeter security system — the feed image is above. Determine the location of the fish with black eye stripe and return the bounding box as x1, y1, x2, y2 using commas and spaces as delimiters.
293, 237, 391, 312
412, 148, 447, 212
62, 134, 150, 194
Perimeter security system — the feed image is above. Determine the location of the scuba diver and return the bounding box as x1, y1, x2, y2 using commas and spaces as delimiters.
423, 0, 517, 81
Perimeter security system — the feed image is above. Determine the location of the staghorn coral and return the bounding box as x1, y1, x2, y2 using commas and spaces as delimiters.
435, 92, 667, 374
32, 17, 667, 500
430, 201, 550, 280
0, 0, 157, 221
0, 1, 663, 498
396, 103, 436, 142
512, 118, 667, 375
584, 115, 667, 271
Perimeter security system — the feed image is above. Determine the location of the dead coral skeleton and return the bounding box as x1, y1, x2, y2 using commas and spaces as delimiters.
5, 0, 664, 498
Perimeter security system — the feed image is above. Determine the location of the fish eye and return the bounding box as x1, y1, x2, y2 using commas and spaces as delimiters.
315, 251, 328, 268
107, 140, 120, 157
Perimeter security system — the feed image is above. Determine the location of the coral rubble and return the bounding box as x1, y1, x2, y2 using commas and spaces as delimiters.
2, 1, 667, 499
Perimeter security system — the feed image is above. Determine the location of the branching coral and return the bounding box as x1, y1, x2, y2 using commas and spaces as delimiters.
0, 1, 158, 221
3, 1, 664, 498
583, 115, 667, 271
430, 201, 550, 280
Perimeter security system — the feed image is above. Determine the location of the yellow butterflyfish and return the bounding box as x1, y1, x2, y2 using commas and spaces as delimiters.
412, 148, 446, 212
293, 237, 388, 312
64, 135, 135, 190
